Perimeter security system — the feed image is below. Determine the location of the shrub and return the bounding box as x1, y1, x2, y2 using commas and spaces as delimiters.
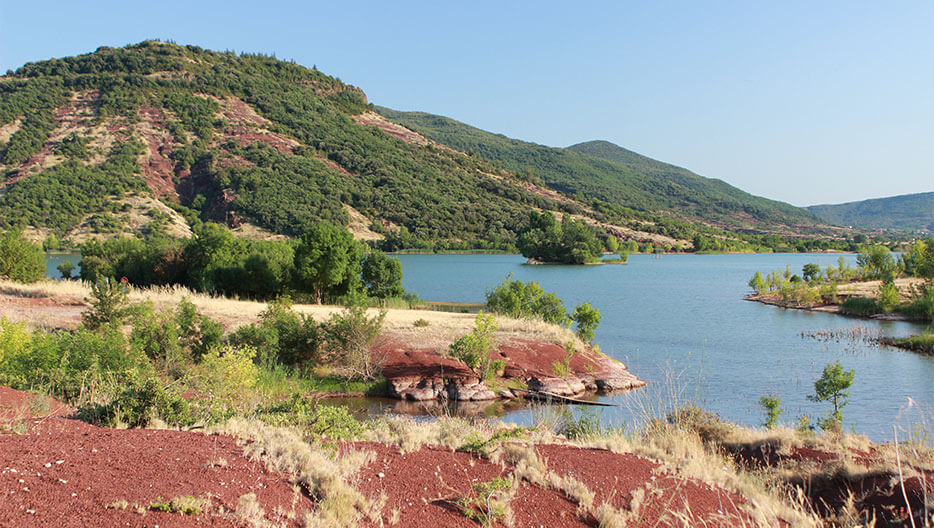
191, 345, 259, 406
78, 374, 192, 428
82, 277, 130, 329
229, 298, 320, 368
485, 274, 568, 325
571, 303, 601, 343
321, 304, 385, 381
557, 408, 602, 440
0, 230, 45, 283
130, 303, 185, 377
839, 296, 882, 316
449, 312, 500, 381
1, 319, 144, 402
879, 279, 900, 311
759, 394, 782, 429
175, 298, 223, 360
455, 476, 514, 528
259, 396, 364, 440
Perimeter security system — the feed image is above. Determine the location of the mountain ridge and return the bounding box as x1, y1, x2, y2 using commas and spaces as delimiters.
807, 191, 934, 232
373, 108, 829, 237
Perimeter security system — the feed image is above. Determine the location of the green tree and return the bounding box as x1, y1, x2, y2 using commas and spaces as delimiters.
807, 361, 854, 428
516, 211, 602, 264
572, 303, 601, 344
449, 312, 501, 381
802, 263, 821, 282
879, 279, 900, 311
293, 224, 364, 303
748, 271, 766, 293
361, 250, 404, 299
81, 277, 130, 330
759, 395, 782, 429
0, 230, 46, 283
856, 245, 896, 280
57, 260, 76, 280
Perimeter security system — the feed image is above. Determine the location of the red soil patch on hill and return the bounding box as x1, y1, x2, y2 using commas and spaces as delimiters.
137, 105, 183, 198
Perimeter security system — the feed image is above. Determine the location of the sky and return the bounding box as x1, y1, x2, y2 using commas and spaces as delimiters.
1, 1, 931, 207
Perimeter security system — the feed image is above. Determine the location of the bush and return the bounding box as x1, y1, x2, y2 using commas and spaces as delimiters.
229, 298, 320, 368
449, 312, 501, 381
0, 319, 145, 402
175, 298, 223, 360
879, 280, 900, 311
82, 277, 130, 329
485, 274, 568, 325
839, 296, 882, 316
571, 303, 601, 343
557, 408, 602, 440
759, 395, 782, 429
77, 374, 192, 428
191, 345, 259, 406
0, 230, 45, 283
321, 304, 385, 381
130, 303, 185, 377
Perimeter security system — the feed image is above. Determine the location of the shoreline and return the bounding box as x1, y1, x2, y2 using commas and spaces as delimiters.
744, 293, 923, 322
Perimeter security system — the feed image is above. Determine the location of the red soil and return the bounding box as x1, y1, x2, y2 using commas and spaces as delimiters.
137, 105, 182, 199
351, 441, 752, 528
2, 386, 765, 527
728, 440, 934, 527
537, 445, 753, 527
1, 387, 313, 527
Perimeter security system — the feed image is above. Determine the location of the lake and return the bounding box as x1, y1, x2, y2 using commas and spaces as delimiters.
393, 253, 932, 440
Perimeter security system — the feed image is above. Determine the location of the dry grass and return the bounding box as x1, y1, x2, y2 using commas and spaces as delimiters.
0, 278, 584, 351
215, 418, 379, 527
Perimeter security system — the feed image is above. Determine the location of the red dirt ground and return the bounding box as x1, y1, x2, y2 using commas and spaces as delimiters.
1, 387, 313, 527
2, 387, 767, 527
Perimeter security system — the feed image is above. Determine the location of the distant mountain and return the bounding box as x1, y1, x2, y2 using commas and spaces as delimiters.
807, 192, 934, 232
373, 110, 826, 235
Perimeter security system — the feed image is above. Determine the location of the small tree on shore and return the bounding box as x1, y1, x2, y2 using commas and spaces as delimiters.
759, 395, 782, 429
807, 361, 854, 429
748, 271, 766, 294
449, 312, 501, 381
572, 303, 601, 344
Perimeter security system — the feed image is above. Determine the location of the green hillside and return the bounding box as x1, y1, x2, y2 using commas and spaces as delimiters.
807, 192, 934, 232
373, 109, 823, 232
0, 41, 580, 250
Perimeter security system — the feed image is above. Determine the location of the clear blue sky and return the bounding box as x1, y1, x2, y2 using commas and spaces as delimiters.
1, 1, 931, 206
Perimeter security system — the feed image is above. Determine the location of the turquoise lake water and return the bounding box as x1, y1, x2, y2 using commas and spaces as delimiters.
392, 253, 931, 440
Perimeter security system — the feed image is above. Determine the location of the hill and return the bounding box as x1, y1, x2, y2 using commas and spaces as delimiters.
0, 41, 843, 252
0, 41, 594, 250
373, 109, 828, 235
807, 192, 934, 233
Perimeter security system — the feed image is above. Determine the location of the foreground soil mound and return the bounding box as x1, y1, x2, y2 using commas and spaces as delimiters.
3, 386, 771, 528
